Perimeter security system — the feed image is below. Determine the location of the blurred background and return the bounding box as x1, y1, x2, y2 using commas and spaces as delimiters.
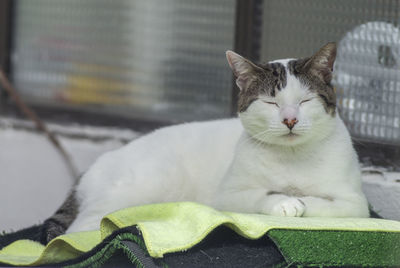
0, 0, 399, 231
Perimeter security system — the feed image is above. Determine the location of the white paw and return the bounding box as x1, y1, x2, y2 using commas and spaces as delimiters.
271, 198, 305, 217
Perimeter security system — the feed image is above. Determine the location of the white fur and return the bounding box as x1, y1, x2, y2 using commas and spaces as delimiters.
67, 60, 369, 233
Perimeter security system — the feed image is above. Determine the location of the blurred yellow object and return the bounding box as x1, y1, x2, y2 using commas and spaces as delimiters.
61, 75, 132, 105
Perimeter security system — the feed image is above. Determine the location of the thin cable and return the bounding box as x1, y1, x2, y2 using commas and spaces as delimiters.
0, 68, 79, 181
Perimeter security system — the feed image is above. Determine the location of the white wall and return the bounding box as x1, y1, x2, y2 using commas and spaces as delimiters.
362, 169, 400, 220
0, 117, 139, 232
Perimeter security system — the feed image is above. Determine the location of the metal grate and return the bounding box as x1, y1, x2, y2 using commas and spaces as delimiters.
336, 21, 400, 144
11, 0, 235, 122
260, 0, 400, 145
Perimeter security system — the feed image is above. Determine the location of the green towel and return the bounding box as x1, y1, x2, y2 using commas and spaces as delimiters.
1, 202, 400, 266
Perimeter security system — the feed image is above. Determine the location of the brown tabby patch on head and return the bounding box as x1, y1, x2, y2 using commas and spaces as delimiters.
288, 59, 336, 116
238, 62, 287, 112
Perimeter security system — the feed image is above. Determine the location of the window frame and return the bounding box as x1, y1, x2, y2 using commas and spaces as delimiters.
0, 0, 12, 76
0, 0, 262, 131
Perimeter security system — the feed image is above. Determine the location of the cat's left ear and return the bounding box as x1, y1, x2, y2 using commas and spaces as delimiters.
226, 50, 262, 91
305, 42, 337, 84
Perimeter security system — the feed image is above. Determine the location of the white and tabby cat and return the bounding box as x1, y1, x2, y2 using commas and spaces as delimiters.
43, 43, 369, 242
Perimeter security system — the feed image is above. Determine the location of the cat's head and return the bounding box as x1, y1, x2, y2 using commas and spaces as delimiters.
226, 43, 337, 146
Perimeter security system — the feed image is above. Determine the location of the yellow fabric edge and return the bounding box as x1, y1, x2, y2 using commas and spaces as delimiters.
1, 202, 399, 265
0, 240, 44, 266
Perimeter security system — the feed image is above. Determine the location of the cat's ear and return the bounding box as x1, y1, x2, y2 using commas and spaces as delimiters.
226, 50, 261, 91
304, 42, 336, 84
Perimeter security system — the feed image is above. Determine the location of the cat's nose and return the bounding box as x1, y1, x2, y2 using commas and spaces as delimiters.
282, 118, 298, 130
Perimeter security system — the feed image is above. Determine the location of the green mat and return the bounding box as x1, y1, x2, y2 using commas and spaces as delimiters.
1, 202, 400, 267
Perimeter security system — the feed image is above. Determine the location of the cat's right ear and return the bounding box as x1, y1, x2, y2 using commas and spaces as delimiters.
226, 50, 260, 91
304, 42, 337, 84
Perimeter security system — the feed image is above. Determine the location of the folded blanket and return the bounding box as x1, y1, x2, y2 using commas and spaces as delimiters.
1, 202, 400, 267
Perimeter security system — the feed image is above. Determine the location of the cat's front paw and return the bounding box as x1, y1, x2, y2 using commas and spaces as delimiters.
270, 198, 305, 217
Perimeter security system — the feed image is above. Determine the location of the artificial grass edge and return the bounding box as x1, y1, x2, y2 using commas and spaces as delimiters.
64, 233, 147, 268
268, 229, 400, 267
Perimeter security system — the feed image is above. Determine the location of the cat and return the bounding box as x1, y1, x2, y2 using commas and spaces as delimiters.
43, 42, 369, 243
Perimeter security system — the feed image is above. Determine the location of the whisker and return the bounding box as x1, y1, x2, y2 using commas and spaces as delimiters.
237, 128, 274, 147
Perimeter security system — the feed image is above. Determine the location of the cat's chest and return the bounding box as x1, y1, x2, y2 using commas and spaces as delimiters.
242, 146, 326, 191
261, 163, 317, 190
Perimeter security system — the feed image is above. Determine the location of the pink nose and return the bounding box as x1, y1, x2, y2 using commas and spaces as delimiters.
282, 118, 298, 130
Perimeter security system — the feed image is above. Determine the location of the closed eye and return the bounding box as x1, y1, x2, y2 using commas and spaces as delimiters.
300, 99, 312, 105
263, 101, 279, 108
